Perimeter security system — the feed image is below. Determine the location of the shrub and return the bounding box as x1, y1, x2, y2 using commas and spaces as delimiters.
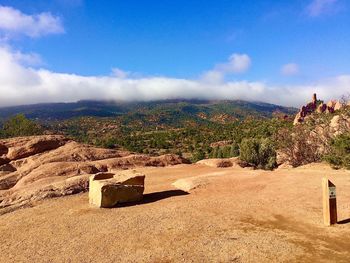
324, 133, 350, 169
210, 146, 219, 158
217, 148, 224, 159
276, 125, 323, 167
192, 148, 205, 162
240, 138, 260, 165
98, 137, 117, 149
1, 114, 43, 138
239, 138, 277, 170
222, 145, 231, 158
230, 142, 240, 157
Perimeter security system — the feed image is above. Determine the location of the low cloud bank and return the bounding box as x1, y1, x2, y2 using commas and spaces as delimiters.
0, 46, 349, 108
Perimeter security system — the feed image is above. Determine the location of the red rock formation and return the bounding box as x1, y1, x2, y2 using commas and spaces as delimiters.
293, 94, 347, 125
334, 101, 343, 111
293, 94, 319, 124
317, 103, 327, 113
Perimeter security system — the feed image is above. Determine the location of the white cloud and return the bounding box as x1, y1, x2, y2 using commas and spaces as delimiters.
202, 53, 251, 83
281, 63, 299, 76
217, 53, 251, 74
306, 0, 338, 17
13, 50, 42, 66
0, 6, 64, 38
201, 70, 224, 83
111, 68, 130, 79
0, 46, 349, 108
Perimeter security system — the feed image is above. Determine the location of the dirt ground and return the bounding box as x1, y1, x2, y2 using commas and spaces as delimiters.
1, 163, 350, 263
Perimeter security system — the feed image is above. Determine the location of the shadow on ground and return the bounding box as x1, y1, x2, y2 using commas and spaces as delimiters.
117, 190, 189, 208
338, 218, 350, 225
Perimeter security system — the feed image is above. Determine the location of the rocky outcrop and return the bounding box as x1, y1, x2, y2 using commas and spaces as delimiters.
0, 135, 189, 212
329, 115, 350, 136
89, 171, 145, 208
293, 94, 348, 125
0, 135, 69, 163
293, 93, 318, 125
279, 96, 350, 168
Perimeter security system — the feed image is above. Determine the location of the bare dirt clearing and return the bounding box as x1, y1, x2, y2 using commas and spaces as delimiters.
1, 163, 350, 262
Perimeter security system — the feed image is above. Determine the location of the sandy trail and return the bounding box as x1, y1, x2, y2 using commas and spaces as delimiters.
1, 163, 350, 263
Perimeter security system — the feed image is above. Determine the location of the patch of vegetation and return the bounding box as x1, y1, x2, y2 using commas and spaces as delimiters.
324, 133, 350, 169
0, 114, 43, 138
276, 125, 323, 167
0, 100, 297, 121
239, 138, 277, 170
46, 116, 291, 164
0, 100, 297, 169
276, 104, 350, 168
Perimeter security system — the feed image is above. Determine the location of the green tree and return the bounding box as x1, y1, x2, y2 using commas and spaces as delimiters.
1, 114, 42, 138
222, 146, 231, 158
230, 142, 240, 157
239, 138, 277, 170
217, 148, 224, 159
192, 148, 205, 162
210, 146, 219, 158
240, 139, 260, 165
324, 133, 350, 169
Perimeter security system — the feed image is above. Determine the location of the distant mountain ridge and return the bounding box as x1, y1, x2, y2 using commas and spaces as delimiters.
0, 99, 297, 122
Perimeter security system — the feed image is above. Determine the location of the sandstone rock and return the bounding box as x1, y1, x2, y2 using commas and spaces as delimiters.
0, 143, 8, 155
172, 176, 208, 192
1, 135, 69, 162
145, 154, 190, 167
317, 103, 327, 113
326, 100, 337, 113
0, 174, 91, 212
330, 115, 341, 130
0, 172, 19, 190
334, 101, 343, 111
0, 157, 9, 166
294, 98, 318, 123
89, 171, 145, 208
293, 94, 348, 125
0, 164, 16, 173
329, 115, 350, 136
293, 112, 302, 125
0, 135, 188, 213
326, 100, 337, 108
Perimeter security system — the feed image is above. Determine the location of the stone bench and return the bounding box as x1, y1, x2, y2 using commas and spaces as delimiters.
89, 171, 145, 208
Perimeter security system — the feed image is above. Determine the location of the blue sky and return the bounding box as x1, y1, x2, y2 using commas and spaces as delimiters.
0, 0, 349, 106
